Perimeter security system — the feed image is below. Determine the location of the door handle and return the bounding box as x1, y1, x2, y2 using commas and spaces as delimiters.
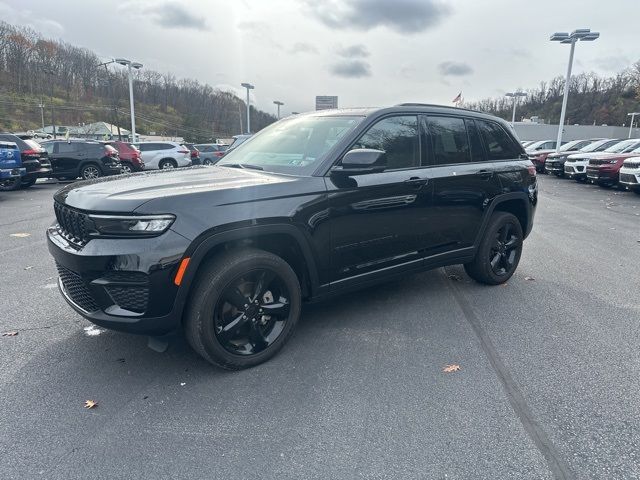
476, 169, 493, 179
404, 176, 429, 186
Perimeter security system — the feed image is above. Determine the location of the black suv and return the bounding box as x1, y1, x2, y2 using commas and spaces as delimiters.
0, 133, 52, 190
42, 140, 122, 180
47, 105, 537, 369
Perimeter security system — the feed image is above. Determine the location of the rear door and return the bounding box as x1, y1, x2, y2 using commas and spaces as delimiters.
52, 141, 83, 176
422, 115, 502, 250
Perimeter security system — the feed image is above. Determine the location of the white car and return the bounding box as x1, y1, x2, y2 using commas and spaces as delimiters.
619, 156, 640, 193
564, 139, 640, 181
134, 141, 191, 170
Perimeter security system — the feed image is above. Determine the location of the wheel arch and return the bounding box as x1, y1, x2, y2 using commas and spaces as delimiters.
173, 224, 320, 322
475, 193, 532, 247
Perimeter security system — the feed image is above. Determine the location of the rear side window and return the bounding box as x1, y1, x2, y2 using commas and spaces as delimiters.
353, 115, 420, 170
159, 143, 174, 150
465, 119, 485, 162
476, 120, 521, 160
57, 142, 78, 153
425, 116, 470, 165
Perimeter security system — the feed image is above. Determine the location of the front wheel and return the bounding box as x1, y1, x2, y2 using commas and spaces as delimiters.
184, 248, 301, 370
120, 162, 133, 174
159, 159, 177, 170
464, 212, 523, 285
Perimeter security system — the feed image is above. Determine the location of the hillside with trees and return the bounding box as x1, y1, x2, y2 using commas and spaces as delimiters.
0, 22, 276, 141
466, 64, 640, 126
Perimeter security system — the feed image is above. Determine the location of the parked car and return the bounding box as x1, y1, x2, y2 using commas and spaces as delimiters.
585, 142, 640, 187
183, 143, 202, 166
566, 139, 640, 182
105, 141, 143, 173
0, 133, 52, 189
133, 142, 191, 170
542, 138, 607, 176
42, 140, 122, 180
525, 140, 561, 153
619, 157, 640, 193
194, 143, 228, 165
47, 104, 537, 369
529, 139, 594, 174
224, 134, 253, 154
0, 141, 25, 189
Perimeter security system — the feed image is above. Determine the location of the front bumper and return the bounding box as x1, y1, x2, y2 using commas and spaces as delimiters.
47, 224, 191, 335
619, 169, 640, 189
586, 168, 618, 183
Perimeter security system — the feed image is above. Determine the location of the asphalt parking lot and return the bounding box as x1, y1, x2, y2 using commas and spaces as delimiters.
1, 175, 639, 479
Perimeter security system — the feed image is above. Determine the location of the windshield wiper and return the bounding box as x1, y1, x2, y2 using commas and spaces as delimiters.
219, 163, 264, 171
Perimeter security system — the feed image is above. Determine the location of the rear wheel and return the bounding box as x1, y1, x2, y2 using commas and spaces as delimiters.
21, 177, 37, 188
159, 159, 177, 170
0, 177, 22, 191
184, 248, 301, 370
203, 158, 213, 166
80, 163, 101, 180
464, 212, 523, 285
120, 162, 133, 174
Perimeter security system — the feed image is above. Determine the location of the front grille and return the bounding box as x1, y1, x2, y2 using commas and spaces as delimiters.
565, 165, 574, 173
624, 161, 640, 169
589, 159, 609, 166
56, 263, 99, 312
620, 173, 638, 184
54, 202, 91, 246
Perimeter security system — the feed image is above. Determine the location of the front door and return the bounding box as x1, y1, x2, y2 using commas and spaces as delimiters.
326, 114, 434, 289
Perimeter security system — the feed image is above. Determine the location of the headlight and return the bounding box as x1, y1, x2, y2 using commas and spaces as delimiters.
607, 159, 618, 164
88, 214, 175, 237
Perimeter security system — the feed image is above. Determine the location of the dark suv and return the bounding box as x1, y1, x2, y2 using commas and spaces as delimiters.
0, 133, 52, 190
42, 140, 122, 180
47, 105, 537, 369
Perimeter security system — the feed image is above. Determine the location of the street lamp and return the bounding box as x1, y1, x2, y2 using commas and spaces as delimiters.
550, 28, 599, 152
627, 112, 640, 138
115, 58, 143, 143
42, 68, 56, 138
273, 100, 284, 120
504, 91, 527, 124
241, 82, 254, 133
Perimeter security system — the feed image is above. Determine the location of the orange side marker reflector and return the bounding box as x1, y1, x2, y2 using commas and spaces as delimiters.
174, 257, 190, 286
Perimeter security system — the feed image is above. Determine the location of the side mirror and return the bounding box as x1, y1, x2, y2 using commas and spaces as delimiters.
331, 148, 386, 176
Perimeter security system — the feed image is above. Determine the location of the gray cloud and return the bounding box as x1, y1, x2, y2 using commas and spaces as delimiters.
306, 0, 451, 33
330, 60, 372, 78
149, 3, 207, 31
438, 61, 473, 76
594, 55, 631, 72
337, 44, 370, 58
289, 42, 319, 54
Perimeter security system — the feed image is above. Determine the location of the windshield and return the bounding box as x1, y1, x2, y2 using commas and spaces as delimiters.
218, 115, 363, 175
525, 141, 545, 150
622, 141, 640, 153
579, 139, 612, 152
559, 140, 587, 151
604, 140, 637, 153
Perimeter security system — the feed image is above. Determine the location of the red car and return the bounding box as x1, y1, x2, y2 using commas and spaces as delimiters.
105, 141, 143, 173
586, 144, 640, 187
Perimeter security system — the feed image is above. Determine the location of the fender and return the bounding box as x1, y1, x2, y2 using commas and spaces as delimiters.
473, 192, 532, 248
171, 223, 322, 318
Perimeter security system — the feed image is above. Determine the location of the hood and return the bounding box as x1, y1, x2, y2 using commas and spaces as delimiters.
546, 149, 583, 159
54, 166, 298, 212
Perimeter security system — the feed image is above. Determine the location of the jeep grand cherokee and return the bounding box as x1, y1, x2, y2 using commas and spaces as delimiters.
47, 104, 537, 369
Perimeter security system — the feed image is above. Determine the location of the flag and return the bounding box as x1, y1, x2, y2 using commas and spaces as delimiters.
452, 92, 462, 104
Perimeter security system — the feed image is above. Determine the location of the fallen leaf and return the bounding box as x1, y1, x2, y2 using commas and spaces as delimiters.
501, 283, 508, 287
116, 358, 125, 363
84, 400, 98, 409
443, 364, 461, 373
24, 266, 34, 270
143, 395, 149, 400
2, 331, 18, 337
524, 276, 535, 281
10, 233, 30, 238
448, 274, 462, 282
180, 382, 186, 386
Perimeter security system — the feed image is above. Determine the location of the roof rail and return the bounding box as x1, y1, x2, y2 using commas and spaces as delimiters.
395, 102, 479, 113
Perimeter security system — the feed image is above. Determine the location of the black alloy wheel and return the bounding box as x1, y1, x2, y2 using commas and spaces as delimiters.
81, 164, 101, 180
464, 211, 523, 285
184, 248, 301, 369
214, 269, 291, 356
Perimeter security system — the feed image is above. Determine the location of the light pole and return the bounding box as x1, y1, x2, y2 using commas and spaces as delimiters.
241, 82, 254, 133
627, 112, 640, 138
42, 68, 56, 138
115, 58, 143, 142
550, 29, 599, 152
505, 91, 527, 124
273, 100, 284, 119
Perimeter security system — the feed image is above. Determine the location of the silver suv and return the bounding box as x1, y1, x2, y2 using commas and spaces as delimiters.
134, 142, 191, 170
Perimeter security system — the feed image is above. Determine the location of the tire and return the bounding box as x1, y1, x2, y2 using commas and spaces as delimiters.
203, 158, 213, 166
80, 163, 101, 180
184, 248, 301, 370
120, 162, 133, 174
464, 212, 523, 285
0, 177, 22, 191
21, 177, 37, 188
159, 159, 177, 170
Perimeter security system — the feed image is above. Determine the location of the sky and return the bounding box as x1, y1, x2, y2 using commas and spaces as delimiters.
4, 0, 640, 116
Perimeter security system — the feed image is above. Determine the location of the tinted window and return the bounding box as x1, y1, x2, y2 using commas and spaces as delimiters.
476, 120, 521, 160
57, 142, 78, 153
42, 142, 54, 154
353, 115, 419, 170
159, 143, 174, 150
426, 116, 470, 165
465, 119, 485, 162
